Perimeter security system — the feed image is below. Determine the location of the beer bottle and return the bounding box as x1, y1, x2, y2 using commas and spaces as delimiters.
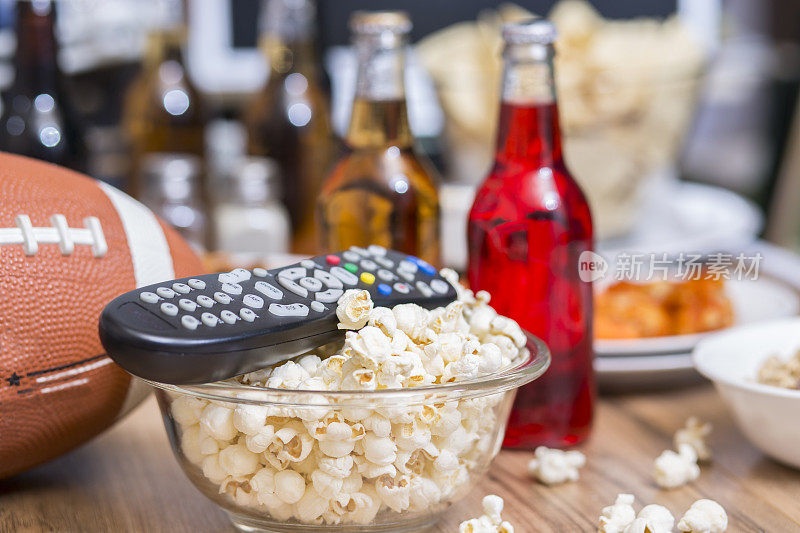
318, 11, 439, 264
122, 0, 204, 199
0, 0, 83, 169
245, 0, 334, 254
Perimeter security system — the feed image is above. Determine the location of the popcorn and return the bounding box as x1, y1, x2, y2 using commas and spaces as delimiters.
624, 505, 674, 533
598, 494, 636, 533
677, 499, 727, 533
653, 444, 700, 489
200, 404, 237, 441
459, 494, 515, 533
170, 272, 529, 526
337, 289, 373, 330
674, 417, 712, 462
527, 446, 586, 485
273, 469, 306, 504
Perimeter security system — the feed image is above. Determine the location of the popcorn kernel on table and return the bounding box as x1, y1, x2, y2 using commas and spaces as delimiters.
170, 276, 529, 525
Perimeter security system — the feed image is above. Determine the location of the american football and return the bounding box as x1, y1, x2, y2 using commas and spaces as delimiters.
0, 152, 204, 478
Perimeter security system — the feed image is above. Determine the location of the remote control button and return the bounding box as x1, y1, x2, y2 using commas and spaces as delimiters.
187, 278, 206, 290
218, 272, 238, 284
156, 287, 176, 299
214, 292, 232, 305
220, 310, 238, 324
399, 270, 415, 282
314, 269, 343, 289
278, 266, 306, 280
415, 281, 433, 297
360, 259, 377, 271
230, 268, 252, 282
360, 272, 375, 284
253, 268, 268, 277
240, 308, 257, 322
301, 259, 316, 269
277, 277, 308, 298
172, 282, 191, 294
368, 245, 387, 256
197, 295, 214, 308
409, 256, 436, 276
344, 263, 358, 273
316, 288, 344, 303
343, 251, 360, 262
160, 302, 179, 316
310, 301, 326, 312
393, 282, 411, 294
350, 246, 370, 257
299, 277, 323, 291
326, 255, 341, 265
268, 303, 309, 317
378, 283, 392, 295
398, 260, 418, 273
201, 312, 219, 327
139, 291, 159, 304
431, 279, 450, 294
179, 298, 197, 312
331, 266, 358, 285
375, 256, 394, 269
377, 269, 395, 281
243, 294, 264, 309
254, 281, 283, 300
181, 315, 200, 330
222, 283, 243, 295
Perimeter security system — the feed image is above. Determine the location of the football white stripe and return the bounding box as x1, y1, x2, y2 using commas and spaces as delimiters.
98, 182, 175, 287
35, 357, 112, 384
41, 378, 89, 395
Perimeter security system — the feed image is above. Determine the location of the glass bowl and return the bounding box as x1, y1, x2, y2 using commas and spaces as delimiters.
148, 332, 549, 532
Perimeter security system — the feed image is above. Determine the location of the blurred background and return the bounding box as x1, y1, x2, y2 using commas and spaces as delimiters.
1, 0, 798, 259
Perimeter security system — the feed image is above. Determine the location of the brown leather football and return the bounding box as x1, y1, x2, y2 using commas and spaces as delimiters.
0, 153, 204, 478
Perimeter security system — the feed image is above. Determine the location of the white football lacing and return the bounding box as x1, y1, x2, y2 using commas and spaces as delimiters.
0, 214, 107, 257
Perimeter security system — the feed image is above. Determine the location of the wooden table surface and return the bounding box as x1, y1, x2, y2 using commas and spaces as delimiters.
2, 384, 799, 532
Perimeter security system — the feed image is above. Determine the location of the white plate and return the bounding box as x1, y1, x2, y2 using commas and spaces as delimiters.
595, 353, 700, 392
595, 275, 800, 357
598, 178, 763, 258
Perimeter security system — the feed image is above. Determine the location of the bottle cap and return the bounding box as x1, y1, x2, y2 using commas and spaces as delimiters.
350, 11, 412, 35
502, 19, 557, 45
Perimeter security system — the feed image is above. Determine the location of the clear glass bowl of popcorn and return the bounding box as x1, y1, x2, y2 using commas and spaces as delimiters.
148, 291, 549, 532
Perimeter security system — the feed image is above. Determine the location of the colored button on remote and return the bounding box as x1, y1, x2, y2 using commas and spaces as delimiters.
344, 263, 358, 273
326, 255, 340, 265
378, 283, 392, 295
360, 272, 375, 284
408, 256, 436, 276
393, 282, 410, 294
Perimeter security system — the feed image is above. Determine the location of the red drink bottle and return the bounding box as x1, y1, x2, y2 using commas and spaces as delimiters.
467, 20, 595, 448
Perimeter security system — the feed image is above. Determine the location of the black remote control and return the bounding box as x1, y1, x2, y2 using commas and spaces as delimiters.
99, 246, 457, 384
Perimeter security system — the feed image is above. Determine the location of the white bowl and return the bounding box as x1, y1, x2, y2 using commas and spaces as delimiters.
693, 317, 800, 468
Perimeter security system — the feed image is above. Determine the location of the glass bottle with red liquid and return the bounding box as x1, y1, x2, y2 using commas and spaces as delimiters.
467, 20, 594, 448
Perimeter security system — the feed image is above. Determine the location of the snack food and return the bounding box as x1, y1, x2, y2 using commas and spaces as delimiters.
527, 446, 586, 485
653, 443, 700, 489
677, 499, 728, 533
598, 495, 727, 533
167, 273, 530, 525
757, 348, 800, 389
0, 152, 204, 478
459, 494, 515, 533
595, 277, 734, 339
